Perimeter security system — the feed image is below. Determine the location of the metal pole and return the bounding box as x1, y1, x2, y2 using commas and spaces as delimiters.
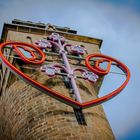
61, 53, 82, 103
58, 40, 82, 103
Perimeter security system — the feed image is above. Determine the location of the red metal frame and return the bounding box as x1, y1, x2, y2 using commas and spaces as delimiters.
12, 43, 46, 64
95, 58, 112, 75
0, 42, 130, 109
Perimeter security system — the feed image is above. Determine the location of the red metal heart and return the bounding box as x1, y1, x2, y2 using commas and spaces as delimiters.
0, 42, 130, 109
94, 58, 112, 75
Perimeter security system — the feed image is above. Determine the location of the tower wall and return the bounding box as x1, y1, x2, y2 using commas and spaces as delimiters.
0, 21, 115, 140
0, 80, 115, 140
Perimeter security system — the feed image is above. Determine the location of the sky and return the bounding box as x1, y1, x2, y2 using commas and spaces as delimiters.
0, 0, 140, 139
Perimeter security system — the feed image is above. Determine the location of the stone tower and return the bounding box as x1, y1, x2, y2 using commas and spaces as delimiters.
0, 19, 115, 140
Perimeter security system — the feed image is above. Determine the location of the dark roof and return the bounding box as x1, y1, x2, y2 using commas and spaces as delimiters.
0, 20, 103, 48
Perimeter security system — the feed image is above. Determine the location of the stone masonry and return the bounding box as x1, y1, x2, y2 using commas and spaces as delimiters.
0, 20, 115, 140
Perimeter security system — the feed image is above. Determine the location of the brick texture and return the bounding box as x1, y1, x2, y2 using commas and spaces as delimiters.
0, 77, 115, 140
0, 23, 115, 140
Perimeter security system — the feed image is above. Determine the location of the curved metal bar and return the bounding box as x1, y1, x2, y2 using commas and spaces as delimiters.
0, 42, 82, 109
3, 42, 46, 64
72, 68, 87, 74
51, 64, 68, 73
0, 41, 131, 109
95, 58, 112, 75
49, 41, 61, 50
13, 45, 37, 61
83, 53, 131, 109
63, 44, 72, 51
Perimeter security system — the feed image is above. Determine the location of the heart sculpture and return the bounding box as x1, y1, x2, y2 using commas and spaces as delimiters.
0, 42, 130, 109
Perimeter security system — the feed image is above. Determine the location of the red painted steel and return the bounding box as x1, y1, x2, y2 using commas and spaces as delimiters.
0, 42, 130, 109
12, 42, 46, 64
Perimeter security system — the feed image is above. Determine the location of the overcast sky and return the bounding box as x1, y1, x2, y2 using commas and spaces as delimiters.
0, 0, 140, 139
